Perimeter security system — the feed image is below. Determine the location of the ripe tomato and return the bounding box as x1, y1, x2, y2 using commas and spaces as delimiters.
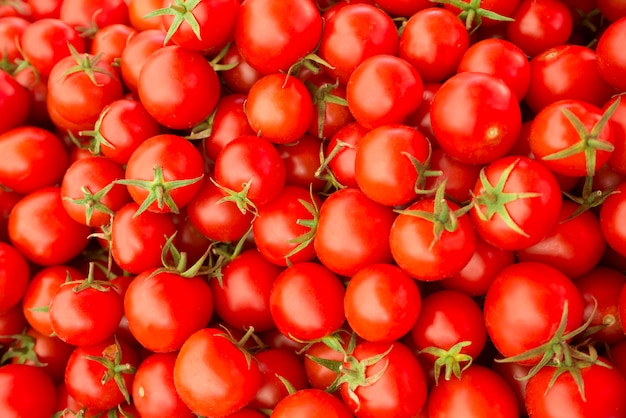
8, 187, 91, 266
0, 364, 57, 418
173, 327, 262, 417
599, 181, 626, 257
272, 388, 353, 418
596, 16, 626, 92
346, 54, 423, 129
234, 0, 322, 75
0, 242, 30, 313
137, 45, 220, 130
430, 71, 521, 165
0, 70, 30, 135
344, 263, 421, 343
270, 261, 346, 342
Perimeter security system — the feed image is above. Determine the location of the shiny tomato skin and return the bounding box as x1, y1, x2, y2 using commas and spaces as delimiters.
272, 388, 353, 418
0, 242, 30, 313
0, 364, 57, 418
596, 16, 626, 92
8, 187, 91, 266
600, 181, 626, 257
430, 71, 521, 165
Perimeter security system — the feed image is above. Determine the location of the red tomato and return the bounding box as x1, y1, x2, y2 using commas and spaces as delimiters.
596, 16, 626, 92
600, 181, 626, 257
0, 364, 57, 418
345, 263, 421, 343
0, 70, 30, 135
272, 388, 353, 418
269, 261, 346, 342
346, 55, 423, 130
234, 0, 322, 75
138, 45, 220, 130
430, 71, 521, 165
173, 327, 262, 417
0, 242, 29, 313
119, 28, 167, 93
8, 187, 91, 266
314, 188, 396, 277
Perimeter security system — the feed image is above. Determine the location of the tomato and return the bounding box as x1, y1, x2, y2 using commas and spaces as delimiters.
344, 263, 421, 343
49, 277, 124, 346
427, 364, 519, 418
138, 45, 220, 130
525, 360, 626, 417
213, 135, 286, 211
173, 327, 262, 417
120, 133, 205, 215
277, 133, 327, 193
64, 337, 140, 412
346, 55, 423, 130
516, 200, 606, 278
253, 185, 321, 266
0, 242, 30, 313
47, 49, 123, 131
132, 352, 194, 418
110, 201, 177, 274
245, 73, 313, 144
597, 0, 626, 21
0, 70, 30, 135
483, 262, 585, 363
524, 45, 613, 114
151, 0, 239, 52
59, 0, 129, 36
89, 23, 136, 65
456, 38, 530, 102
529, 99, 616, 177
218, 42, 262, 94
443, 0, 520, 29
19, 17, 86, 77
128, 0, 162, 31
399, 7, 470, 83
61, 156, 130, 227
324, 122, 368, 189
0, 126, 68, 195
390, 189, 476, 281
0, 16, 29, 65
423, 147, 482, 204
303, 330, 353, 391
430, 71, 521, 165
505, 0, 573, 58
21, 266, 83, 336
269, 261, 346, 342
234, 0, 322, 75
469, 156, 563, 251
0, 364, 57, 418
272, 388, 353, 418
318, 3, 398, 85
8, 187, 91, 266
412, 290, 487, 382
0, 304, 27, 348
596, 16, 626, 93
124, 267, 213, 352
119, 28, 167, 93
600, 181, 626, 257
314, 188, 396, 277
339, 340, 428, 417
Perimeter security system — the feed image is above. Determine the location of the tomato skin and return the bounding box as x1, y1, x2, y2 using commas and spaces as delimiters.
277, 133, 327, 193
326, 122, 368, 189
525, 361, 626, 418
119, 29, 167, 93
138, 45, 220, 130
390, 197, 476, 281
272, 388, 353, 418
234, 0, 322, 75
600, 182, 626, 257
0, 70, 30, 135
340, 340, 428, 418
346, 55, 424, 130
0, 364, 57, 418
8, 187, 91, 266
0, 126, 69, 195
483, 262, 585, 363
270, 261, 346, 341
132, 352, 194, 418
174, 327, 262, 417
345, 263, 421, 343
124, 268, 214, 353
430, 71, 521, 165
318, 3, 399, 85
0, 242, 29, 313
470, 156, 563, 251
354, 124, 431, 206
245, 73, 313, 144
314, 188, 396, 277
399, 7, 470, 83
427, 365, 519, 418
596, 16, 626, 92
110, 202, 177, 274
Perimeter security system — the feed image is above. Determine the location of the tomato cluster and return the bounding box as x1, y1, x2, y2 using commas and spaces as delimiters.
2, 0, 626, 417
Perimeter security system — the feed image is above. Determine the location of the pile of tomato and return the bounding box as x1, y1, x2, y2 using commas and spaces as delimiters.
2, 0, 626, 416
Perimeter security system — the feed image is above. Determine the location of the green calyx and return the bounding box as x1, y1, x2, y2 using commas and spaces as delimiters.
0, 334, 46, 367
395, 180, 471, 248
115, 165, 204, 218
420, 341, 474, 385
471, 158, 541, 237
211, 177, 258, 216
284, 186, 320, 266
315, 138, 351, 194
83, 336, 136, 405
402, 143, 443, 195
62, 183, 115, 227
62, 262, 117, 294
59, 44, 116, 87
144, 0, 203, 46
306, 79, 349, 140
542, 97, 620, 176
496, 300, 608, 401
338, 346, 393, 410
435, 0, 515, 33
78, 105, 115, 155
